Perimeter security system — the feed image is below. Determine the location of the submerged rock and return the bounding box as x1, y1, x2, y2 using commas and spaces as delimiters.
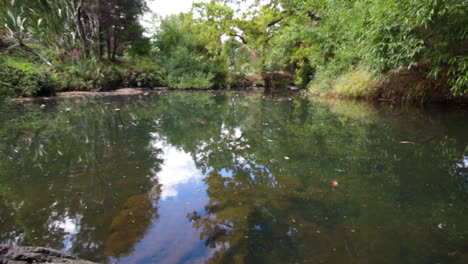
0, 244, 97, 264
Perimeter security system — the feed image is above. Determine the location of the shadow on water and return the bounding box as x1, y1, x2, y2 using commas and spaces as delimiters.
0, 92, 467, 263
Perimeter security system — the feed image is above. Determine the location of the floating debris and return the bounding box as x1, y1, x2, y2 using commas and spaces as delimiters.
284, 156, 290, 160
400, 141, 415, 144
332, 180, 339, 187
236, 145, 250, 150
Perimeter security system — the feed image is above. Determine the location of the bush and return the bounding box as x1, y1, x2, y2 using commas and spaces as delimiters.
294, 60, 315, 88
228, 74, 251, 90
99, 66, 124, 91
308, 62, 349, 93
123, 67, 163, 88
166, 72, 214, 89
331, 68, 375, 98
0, 65, 56, 98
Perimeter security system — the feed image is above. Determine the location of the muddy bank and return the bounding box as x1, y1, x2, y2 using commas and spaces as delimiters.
12, 88, 168, 102
0, 244, 97, 264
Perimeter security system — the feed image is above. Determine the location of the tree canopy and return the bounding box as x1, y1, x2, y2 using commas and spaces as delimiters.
0, 0, 467, 99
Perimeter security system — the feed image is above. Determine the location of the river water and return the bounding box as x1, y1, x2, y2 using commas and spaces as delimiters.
0, 92, 467, 264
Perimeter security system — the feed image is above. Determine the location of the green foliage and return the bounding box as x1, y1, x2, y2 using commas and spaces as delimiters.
0, 65, 55, 98
127, 37, 152, 58
330, 68, 375, 98
154, 14, 228, 89
304, 0, 468, 95
193, 0, 467, 97
123, 67, 162, 88
294, 60, 314, 88
121, 57, 163, 88
166, 72, 215, 89
1, 0, 466, 97
0, 0, 75, 48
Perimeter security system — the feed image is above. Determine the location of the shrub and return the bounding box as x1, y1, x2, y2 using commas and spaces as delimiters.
99, 66, 124, 91
0, 65, 56, 98
331, 69, 375, 98
166, 72, 214, 89
123, 68, 163, 88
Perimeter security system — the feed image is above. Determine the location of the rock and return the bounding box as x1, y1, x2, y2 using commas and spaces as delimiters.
0, 244, 97, 264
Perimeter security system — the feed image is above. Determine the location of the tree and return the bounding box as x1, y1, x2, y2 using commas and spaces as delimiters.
153, 14, 228, 89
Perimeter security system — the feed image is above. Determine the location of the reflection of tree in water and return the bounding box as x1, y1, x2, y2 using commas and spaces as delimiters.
173, 96, 468, 263
0, 93, 467, 263
106, 184, 162, 258
0, 97, 164, 262
188, 170, 348, 264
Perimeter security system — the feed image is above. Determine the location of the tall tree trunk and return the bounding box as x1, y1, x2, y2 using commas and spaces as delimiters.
96, 0, 102, 60
107, 38, 111, 59
112, 27, 118, 61
69, 0, 90, 57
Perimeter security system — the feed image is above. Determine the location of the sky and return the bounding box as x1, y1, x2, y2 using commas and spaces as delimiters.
146, 0, 206, 18
141, 0, 207, 35
141, 0, 256, 35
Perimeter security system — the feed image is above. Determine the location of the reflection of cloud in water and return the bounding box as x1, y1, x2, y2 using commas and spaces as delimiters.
110, 133, 214, 263
50, 213, 82, 251
458, 155, 468, 168
150, 133, 203, 200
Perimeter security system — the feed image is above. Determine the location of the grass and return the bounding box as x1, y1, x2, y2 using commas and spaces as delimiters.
308, 67, 376, 98
331, 69, 375, 98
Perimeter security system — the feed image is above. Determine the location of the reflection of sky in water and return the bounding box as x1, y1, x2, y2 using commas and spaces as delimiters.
111, 134, 215, 264
459, 155, 468, 168
50, 213, 81, 252
150, 133, 204, 200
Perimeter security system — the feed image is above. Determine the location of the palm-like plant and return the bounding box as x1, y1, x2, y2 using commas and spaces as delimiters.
3, 9, 30, 46
1, 0, 76, 49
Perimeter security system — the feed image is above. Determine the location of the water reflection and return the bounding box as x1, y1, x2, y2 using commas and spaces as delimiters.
150, 135, 204, 200
106, 187, 161, 258
0, 93, 467, 263
0, 97, 164, 262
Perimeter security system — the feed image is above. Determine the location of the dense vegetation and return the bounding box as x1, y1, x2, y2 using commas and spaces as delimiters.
0, 0, 467, 102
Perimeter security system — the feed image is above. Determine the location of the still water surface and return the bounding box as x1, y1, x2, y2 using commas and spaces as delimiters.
0, 92, 467, 264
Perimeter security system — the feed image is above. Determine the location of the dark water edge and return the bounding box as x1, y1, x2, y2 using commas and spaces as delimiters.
0, 91, 467, 264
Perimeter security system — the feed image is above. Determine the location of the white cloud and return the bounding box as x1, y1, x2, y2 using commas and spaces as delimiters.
150, 134, 203, 200
147, 0, 207, 18
141, 0, 208, 35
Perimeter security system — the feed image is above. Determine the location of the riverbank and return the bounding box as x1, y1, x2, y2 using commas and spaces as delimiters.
9, 86, 468, 107
11, 88, 166, 102
307, 67, 468, 105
